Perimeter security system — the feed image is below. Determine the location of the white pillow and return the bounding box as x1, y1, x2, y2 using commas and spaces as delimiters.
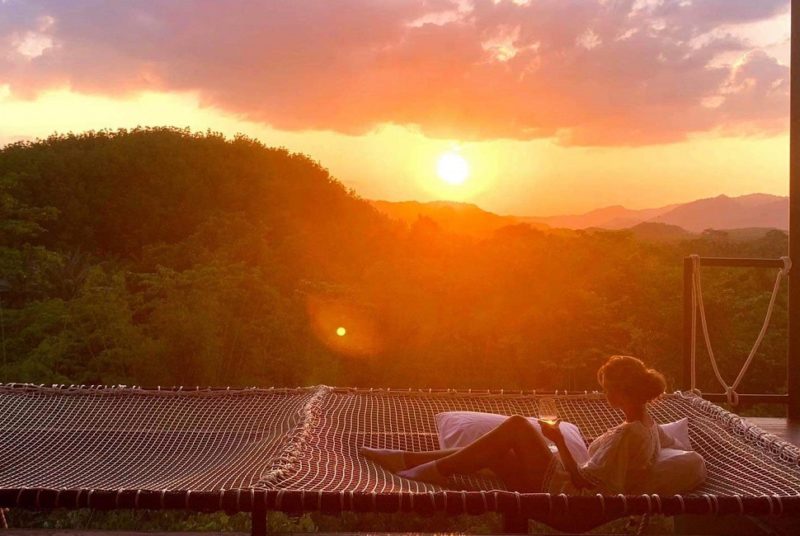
659, 417, 693, 451
640, 448, 707, 494
435, 411, 589, 467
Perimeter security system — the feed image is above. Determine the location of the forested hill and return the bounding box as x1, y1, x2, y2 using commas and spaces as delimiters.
1, 128, 393, 386
0, 128, 390, 272
0, 128, 790, 397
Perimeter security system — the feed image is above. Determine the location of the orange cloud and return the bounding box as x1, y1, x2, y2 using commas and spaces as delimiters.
0, 0, 790, 146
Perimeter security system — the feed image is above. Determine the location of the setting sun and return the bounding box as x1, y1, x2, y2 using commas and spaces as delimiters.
437, 152, 470, 185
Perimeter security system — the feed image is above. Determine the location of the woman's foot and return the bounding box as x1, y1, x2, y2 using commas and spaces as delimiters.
397, 460, 449, 485
359, 447, 407, 473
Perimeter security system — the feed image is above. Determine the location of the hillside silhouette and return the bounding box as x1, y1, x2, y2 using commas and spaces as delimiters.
0, 128, 790, 398
370, 200, 549, 238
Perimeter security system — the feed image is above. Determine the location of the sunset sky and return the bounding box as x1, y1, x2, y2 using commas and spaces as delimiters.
0, 0, 792, 216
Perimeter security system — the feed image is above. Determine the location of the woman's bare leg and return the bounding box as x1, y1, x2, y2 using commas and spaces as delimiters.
404, 448, 460, 467
407, 448, 532, 490
359, 447, 460, 472
436, 415, 551, 476
488, 450, 538, 492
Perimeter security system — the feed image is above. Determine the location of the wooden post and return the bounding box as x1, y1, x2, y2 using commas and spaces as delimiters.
252, 497, 267, 536
790, 0, 800, 421
502, 513, 529, 534
683, 256, 694, 391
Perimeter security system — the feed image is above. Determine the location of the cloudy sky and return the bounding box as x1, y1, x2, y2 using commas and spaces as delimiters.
0, 0, 791, 216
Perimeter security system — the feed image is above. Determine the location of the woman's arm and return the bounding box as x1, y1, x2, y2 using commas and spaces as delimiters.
554, 435, 593, 489
539, 420, 594, 489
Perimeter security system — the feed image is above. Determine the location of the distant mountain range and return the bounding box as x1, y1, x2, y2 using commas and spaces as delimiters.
523, 193, 787, 232
369, 193, 788, 240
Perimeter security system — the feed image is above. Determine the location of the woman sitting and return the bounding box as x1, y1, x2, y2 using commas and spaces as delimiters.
361, 355, 673, 494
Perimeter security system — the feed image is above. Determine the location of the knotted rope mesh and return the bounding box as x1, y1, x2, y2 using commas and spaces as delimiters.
1, 384, 800, 515
0, 385, 314, 491
265, 387, 800, 497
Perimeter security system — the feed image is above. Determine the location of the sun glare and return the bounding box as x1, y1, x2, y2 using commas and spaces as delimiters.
437, 152, 470, 185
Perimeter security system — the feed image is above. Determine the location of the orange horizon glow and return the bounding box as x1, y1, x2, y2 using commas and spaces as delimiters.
0, 0, 792, 216
0, 87, 789, 217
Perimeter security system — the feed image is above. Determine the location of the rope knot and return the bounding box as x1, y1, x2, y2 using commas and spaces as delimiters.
725, 387, 739, 406
781, 256, 792, 277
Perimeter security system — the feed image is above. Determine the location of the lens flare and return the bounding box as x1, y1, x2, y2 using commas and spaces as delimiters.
306, 295, 382, 357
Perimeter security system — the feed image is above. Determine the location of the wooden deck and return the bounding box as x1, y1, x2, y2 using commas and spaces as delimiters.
0, 533, 250, 536
745, 417, 800, 445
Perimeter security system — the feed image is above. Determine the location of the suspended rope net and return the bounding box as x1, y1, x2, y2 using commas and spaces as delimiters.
1, 384, 800, 530
689, 254, 791, 405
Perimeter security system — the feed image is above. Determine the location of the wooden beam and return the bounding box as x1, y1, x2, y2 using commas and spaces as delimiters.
790, 0, 800, 421
683, 257, 694, 391
251, 499, 267, 536
502, 514, 529, 534
694, 257, 787, 268
699, 393, 789, 404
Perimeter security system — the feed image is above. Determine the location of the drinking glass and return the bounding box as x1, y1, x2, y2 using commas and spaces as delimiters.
538, 398, 558, 424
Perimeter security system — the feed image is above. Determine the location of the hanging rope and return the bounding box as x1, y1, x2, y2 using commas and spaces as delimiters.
690, 254, 791, 405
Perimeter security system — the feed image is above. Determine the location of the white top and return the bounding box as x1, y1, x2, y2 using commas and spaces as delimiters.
543, 419, 661, 495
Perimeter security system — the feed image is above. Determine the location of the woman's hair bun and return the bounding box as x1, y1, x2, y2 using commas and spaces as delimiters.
642, 367, 667, 401
598, 355, 666, 403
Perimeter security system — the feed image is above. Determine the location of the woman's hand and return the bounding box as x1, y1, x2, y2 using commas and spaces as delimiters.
537, 418, 563, 444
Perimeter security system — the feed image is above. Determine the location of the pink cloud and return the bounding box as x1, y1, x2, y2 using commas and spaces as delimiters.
0, 0, 790, 145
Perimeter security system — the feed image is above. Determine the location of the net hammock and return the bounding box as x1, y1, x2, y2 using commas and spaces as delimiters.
1, 383, 800, 531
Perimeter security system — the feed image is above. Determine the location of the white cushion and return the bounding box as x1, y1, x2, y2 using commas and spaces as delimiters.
659, 417, 693, 451
641, 448, 707, 494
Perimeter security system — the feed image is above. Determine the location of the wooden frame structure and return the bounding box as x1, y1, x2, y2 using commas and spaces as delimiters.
790, 0, 800, 421
682, 256, 790, 406
681, 0, 800, 417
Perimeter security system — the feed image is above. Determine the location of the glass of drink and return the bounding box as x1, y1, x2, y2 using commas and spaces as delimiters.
538, 397, 558, 424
